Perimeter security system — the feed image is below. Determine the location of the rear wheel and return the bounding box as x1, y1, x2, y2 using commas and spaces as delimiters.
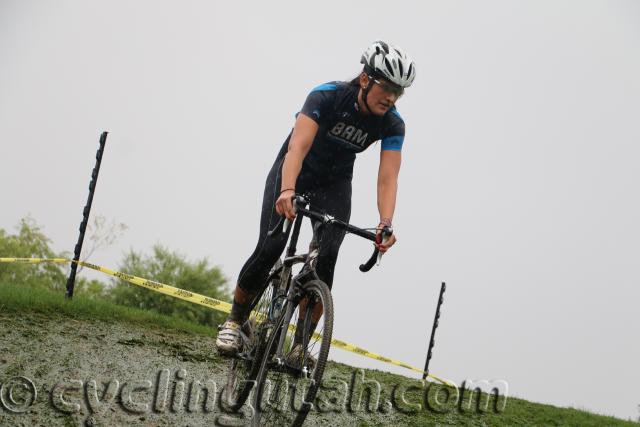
251, 279, 334, 427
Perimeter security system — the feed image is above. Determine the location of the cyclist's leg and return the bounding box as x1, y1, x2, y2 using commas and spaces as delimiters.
291, 178, 351, 346
217, 154, 292, 353
309, 178, 352, 291
231, 155, 290, 323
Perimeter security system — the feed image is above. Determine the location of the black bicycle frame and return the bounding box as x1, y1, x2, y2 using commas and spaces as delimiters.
248, 194, 392, 324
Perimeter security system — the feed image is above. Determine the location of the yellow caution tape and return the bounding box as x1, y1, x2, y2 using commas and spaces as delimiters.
0, 257, 454, 386
324, 336, 454, 386
0, 257, 69, 264
1, 257, 233, 312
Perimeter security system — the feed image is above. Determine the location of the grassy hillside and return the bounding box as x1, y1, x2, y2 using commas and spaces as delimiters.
0, 283, 636, 426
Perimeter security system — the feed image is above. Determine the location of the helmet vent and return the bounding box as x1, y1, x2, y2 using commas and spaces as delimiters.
384, 57, 394, 76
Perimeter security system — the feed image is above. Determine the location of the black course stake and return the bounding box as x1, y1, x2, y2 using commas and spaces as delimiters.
65, 131, 108, 298
423, 282, 446, 380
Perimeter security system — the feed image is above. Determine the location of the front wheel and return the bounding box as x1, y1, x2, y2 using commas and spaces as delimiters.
251, 279, 334, 427
221, 260, 285, 412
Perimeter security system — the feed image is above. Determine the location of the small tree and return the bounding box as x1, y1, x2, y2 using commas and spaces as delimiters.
110, 245, 231, 327
0, 217, 66, 290
77, 215, 127, 274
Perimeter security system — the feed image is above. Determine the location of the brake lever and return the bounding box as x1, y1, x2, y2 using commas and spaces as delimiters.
376, 227, 393, 266
376, 237, 387, 265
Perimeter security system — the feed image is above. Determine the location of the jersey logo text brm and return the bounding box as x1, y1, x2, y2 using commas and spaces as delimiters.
330, 122, 368, 147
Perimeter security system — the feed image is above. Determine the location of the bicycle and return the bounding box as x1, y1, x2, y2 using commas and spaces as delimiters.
220, 194, 392, 426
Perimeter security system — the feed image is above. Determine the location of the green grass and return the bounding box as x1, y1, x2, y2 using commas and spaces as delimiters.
325, 361, 638, 427
0, 282, 216, 337
1, 281, 637, 426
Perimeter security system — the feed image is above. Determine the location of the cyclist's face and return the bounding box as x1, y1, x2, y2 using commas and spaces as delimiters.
360, 74, 403, 116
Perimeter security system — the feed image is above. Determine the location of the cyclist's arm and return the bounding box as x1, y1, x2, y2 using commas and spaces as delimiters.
375, 149, 401, 253
282, 113, 318, 191
276, 113, 318, 219
377, 149, 401, 224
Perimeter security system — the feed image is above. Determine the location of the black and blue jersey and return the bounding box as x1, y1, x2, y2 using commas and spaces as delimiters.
277, 80, 406, 182
237, 80, 406, 294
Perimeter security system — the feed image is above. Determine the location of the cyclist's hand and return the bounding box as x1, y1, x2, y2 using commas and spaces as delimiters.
375, 225, 396, 254
275, 189, 296, 220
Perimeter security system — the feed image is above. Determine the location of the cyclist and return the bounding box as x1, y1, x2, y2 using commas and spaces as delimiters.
216, 41, 416, 355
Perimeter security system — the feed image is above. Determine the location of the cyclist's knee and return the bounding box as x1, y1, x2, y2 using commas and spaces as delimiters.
315, 258, 338, 290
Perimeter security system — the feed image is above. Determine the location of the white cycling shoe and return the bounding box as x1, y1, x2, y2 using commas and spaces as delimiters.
216, 320, 242, 356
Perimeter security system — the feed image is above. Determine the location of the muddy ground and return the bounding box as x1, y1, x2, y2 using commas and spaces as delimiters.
0, 311, 441, 427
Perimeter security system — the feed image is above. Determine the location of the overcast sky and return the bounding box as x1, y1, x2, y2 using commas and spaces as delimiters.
1, 0, 639, 421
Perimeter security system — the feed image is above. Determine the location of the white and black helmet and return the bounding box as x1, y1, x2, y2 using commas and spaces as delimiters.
361, 41, 416, 88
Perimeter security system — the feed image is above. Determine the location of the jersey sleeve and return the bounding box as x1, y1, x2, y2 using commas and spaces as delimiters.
380, 107, 406, 151
298, 82, 338, 125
